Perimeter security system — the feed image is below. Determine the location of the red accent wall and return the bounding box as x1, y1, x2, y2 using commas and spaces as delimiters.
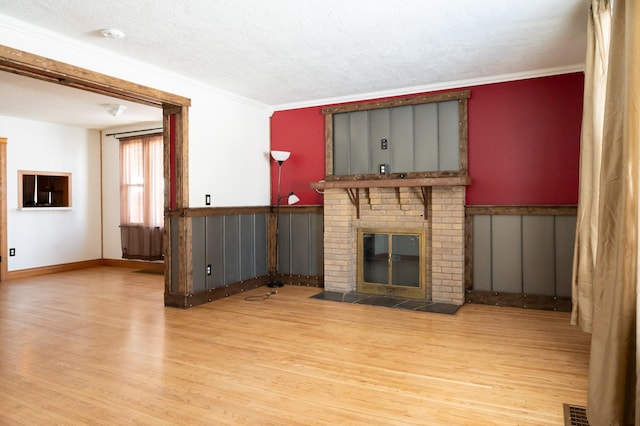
270, 73, 584, 206
467, 74, 583, 205
270, 107, 326, 205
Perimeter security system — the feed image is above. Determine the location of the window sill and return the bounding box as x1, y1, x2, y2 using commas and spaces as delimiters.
18, 207, 72, 211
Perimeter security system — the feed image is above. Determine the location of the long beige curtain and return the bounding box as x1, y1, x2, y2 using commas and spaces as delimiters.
571, 0, 611, 333
120, 133, 164, 261
572, 0, 639, 424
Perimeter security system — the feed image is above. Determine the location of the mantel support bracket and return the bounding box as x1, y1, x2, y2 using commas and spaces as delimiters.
419, 186, 431, 220
346, 188, 360, 219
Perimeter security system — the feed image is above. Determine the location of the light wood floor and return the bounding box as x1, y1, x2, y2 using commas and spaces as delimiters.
0, 267, 590, 425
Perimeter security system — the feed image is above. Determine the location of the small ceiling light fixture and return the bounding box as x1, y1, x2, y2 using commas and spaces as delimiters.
100, 28, 126, 39
103, 103, 127, 117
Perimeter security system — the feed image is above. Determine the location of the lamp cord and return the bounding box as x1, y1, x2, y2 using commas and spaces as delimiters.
244, 289, 278, 301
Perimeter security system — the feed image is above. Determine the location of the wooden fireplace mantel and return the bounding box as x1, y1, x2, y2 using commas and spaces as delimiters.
310, 176, 472, 219
310, 176, 471, 190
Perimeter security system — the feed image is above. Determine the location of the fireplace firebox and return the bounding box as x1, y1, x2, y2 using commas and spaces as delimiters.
358, 229, 426, 299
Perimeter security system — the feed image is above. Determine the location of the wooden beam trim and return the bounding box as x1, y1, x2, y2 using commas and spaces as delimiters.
166, 205, 322, 218
465, 290, 571, 312
312, 176, 471, 189
458, 99, 469, 174
325, 114, 334, 176
0, 45, 191, 107
322, 170, 466, 182
321, 90, 471, 114
0, 138, 7, 281
466, 205, 578, 216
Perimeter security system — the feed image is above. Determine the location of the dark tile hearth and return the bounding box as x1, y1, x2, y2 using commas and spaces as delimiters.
311, 291, 461, 315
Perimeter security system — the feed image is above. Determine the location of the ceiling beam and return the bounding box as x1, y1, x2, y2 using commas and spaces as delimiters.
0, 44, 191, 108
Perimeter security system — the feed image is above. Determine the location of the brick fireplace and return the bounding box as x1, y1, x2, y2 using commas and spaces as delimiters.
319, 180, 468, 305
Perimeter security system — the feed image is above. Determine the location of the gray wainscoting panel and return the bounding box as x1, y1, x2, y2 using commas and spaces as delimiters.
555, 215, 576, 298
239, 214, 255, 280
278, 213, 292, 273
472, 215, 492, 291
414, 103, 439, 171
471, 213, 576, 298
254, 214, 268, 278
191, 216, 207, 293
204, 214, 267, 289
491, 216, 523, 293
438, 100, 460, 171
309, 213, 324, 276
290, 213, 310, 274
223, 215, 241, 284
522, 216, 555, 296
278, 211, 324, 276
206, 216, 225, 288
190, 211, 319, 292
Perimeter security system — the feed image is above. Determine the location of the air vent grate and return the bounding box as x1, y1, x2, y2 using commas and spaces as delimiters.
563, 404, 589, 426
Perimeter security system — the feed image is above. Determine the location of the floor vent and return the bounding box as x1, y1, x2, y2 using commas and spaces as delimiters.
563, 404, 589, 426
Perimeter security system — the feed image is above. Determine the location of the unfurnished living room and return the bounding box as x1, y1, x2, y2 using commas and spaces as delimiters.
0, 1, 637, 425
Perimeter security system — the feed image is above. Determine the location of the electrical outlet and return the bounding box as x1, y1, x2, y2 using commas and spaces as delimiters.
206, 265, 212, 276
381, 138, 388, 150
205, 194, 211, 206
9, 248, 15, 256
379, 164, 389, 174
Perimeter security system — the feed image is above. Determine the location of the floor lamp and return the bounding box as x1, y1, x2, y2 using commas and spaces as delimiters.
269, 150, 300, 288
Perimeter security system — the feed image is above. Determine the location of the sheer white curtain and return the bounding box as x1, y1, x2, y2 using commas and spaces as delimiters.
119, 133, 164, 261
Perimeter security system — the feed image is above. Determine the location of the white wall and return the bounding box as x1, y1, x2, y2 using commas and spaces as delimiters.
189, 95, 271, 207
3, 116, 101, 271
1, 14, 272, 209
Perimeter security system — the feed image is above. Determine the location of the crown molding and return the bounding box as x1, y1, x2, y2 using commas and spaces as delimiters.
272, 64, 585, 112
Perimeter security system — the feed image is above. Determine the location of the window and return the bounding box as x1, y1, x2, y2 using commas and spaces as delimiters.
120, 134, 163, 227
119, 133, 164, 261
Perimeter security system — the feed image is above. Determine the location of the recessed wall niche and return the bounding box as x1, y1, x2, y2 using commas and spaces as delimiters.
19, 170, 72, 208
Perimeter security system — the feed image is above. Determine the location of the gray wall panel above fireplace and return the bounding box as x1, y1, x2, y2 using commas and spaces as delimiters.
332, 100, 460, 175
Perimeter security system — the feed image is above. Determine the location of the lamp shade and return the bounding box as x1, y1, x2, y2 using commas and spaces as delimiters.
271, 150, 290, 162
287, 193, 300, 205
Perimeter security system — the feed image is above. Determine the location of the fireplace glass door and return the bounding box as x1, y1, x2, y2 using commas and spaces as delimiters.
358, 229, 425, 299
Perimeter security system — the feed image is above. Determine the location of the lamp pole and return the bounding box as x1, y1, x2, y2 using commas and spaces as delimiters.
268, 151, 299, 288
269, 157, 285, 288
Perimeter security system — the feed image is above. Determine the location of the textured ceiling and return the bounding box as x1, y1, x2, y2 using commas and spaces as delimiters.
0, 0, 589, 128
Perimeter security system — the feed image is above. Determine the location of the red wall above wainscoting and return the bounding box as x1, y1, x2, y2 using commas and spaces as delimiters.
270, 107, 326, 205
270, 73, 584, 206
466, 74, 583, 205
